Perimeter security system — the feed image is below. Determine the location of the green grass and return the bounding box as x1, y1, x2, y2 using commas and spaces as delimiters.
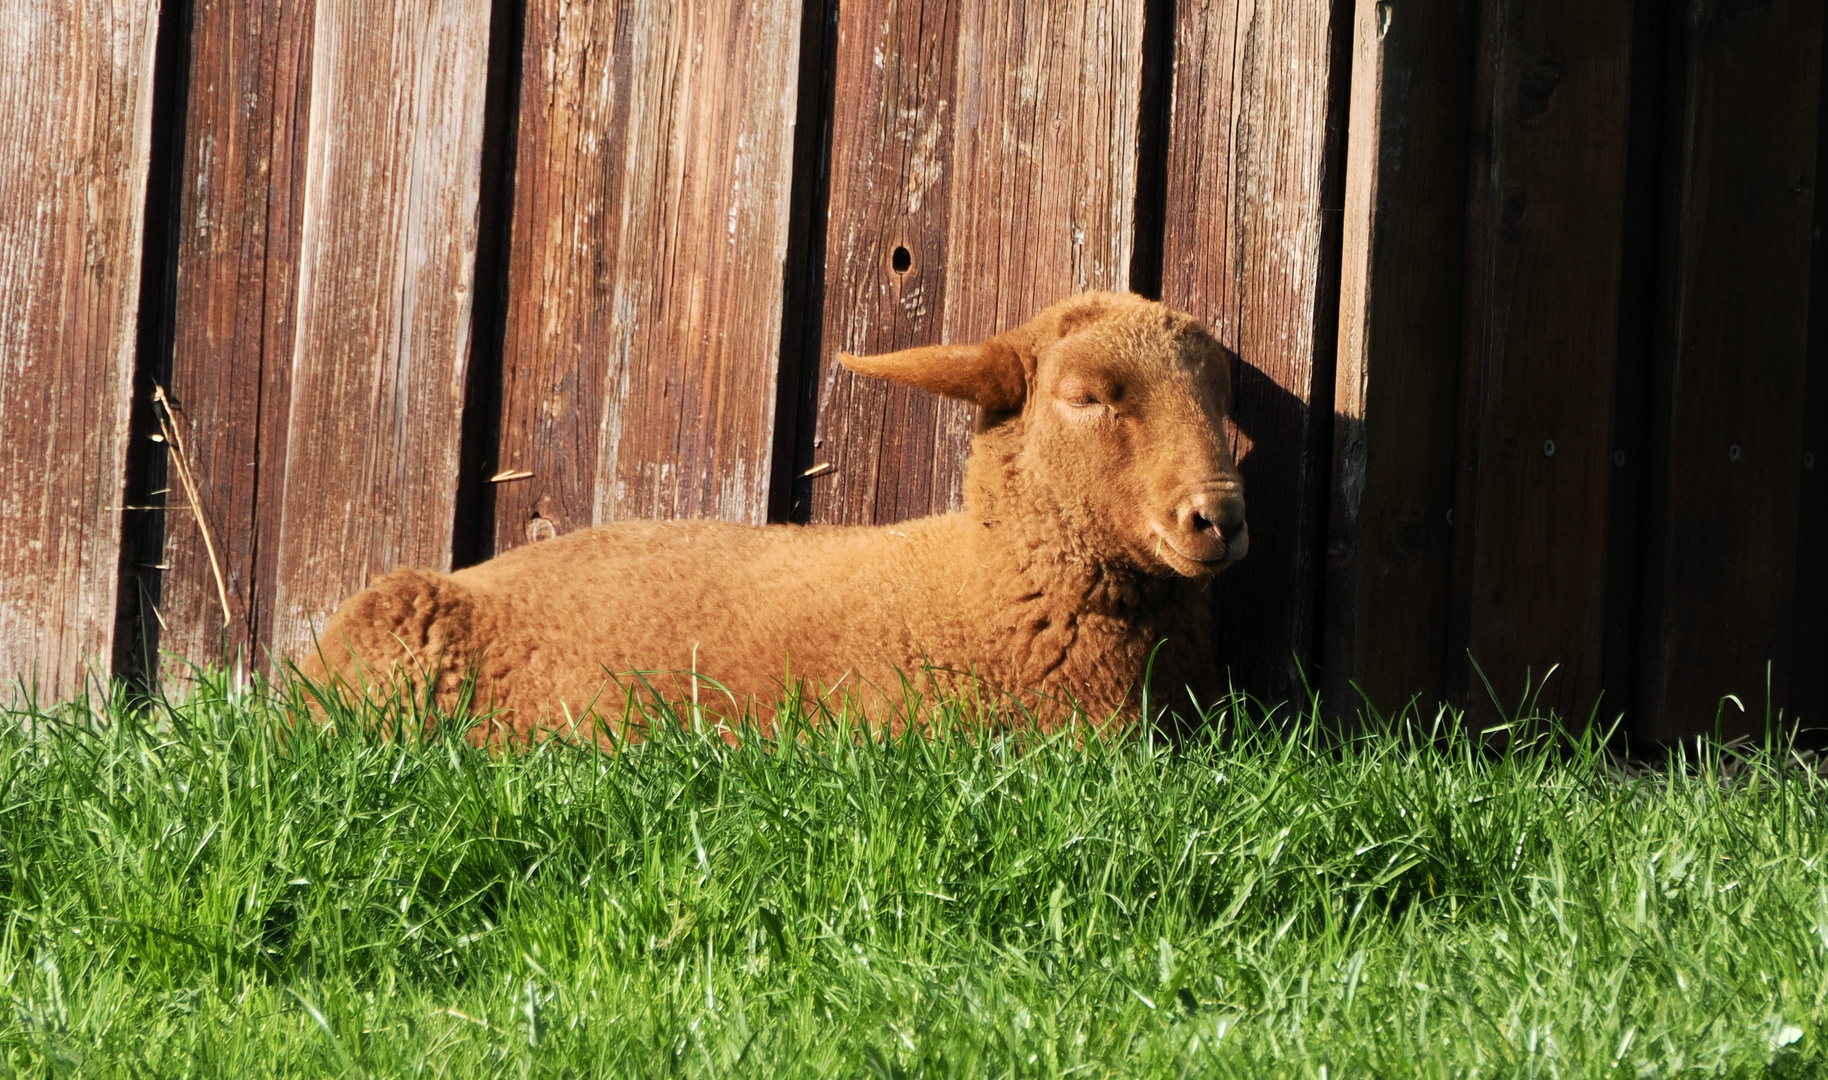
1, 673, 1825, 1078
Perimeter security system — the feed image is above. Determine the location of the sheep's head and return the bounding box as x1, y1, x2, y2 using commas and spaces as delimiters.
839, 292, 1247, 577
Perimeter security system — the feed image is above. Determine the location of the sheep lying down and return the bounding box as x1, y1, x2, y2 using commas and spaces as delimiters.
301, 292, 1249, 740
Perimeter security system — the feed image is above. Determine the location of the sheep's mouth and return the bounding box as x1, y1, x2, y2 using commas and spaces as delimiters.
1147, 527, 1244, 578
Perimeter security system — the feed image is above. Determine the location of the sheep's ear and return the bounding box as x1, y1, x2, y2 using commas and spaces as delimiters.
838, 340, 1028, 412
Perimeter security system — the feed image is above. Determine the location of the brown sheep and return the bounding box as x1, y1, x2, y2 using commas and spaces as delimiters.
299, 291, 1248, 741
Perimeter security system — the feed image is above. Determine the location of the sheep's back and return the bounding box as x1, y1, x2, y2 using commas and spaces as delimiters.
445, 518, 949, 735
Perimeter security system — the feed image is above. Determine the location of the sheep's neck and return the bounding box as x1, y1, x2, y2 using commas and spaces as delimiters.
953, 421, 1207, 714
960, 420, 1163, 610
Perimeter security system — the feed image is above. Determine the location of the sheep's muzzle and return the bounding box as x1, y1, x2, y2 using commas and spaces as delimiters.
1152, 483, 1248, 575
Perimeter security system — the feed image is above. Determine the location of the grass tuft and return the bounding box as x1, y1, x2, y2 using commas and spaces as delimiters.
0, 672, 1824, 1076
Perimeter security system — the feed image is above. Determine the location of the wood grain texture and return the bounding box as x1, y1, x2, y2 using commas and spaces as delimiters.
266, 0, 493, 662
153, 0, 314, 671
1799, 266, 1827, 730
1325, 0, 1474, 718
1161, 0, 1351, 701
1635, 0, 1824, 740
806, 0, 1146, 525
1448, 0, 1636, 723
1796, 24, 1828, 732
0, 1, 161, 697
490, 0, 805, 553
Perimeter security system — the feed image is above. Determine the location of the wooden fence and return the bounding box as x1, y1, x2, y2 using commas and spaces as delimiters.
1, 0, 1822, 743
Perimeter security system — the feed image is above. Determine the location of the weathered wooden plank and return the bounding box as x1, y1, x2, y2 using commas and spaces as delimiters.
490, 0, 805, 553
1796, 27, 1828, 731
1635, 0, 1824, 741
1160, 0, 1352, 703
266, 0, 493, 662
1799, 234, 1827, 729
1324, 0, 1475, 718
150, 0, 315, 672
802, 0, 963, 525
0, 1, 161, 697
805, 0, 1147, 525
1447, 0, 1637, 724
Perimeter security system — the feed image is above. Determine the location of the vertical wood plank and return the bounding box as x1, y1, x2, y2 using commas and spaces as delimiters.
1448, 0, 1637, 723
266, 0, 493, 661
804, 0, 964, 525
1796, 21, 1828, 731
153, 0, 314, 670
1799, 235, 1827, 730
0, 1, 161, 697
1636, 0, 1824, 741
1161, 0, 1352, 701
805, 0, 1147, 525
1325, 0, 1475, 717
490, 0, 805, 552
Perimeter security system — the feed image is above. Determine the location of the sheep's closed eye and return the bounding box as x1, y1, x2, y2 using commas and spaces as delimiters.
1058, 378, 1121, 410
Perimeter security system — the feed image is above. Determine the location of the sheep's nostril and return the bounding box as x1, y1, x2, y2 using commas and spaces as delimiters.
1174, 489, 1246, 563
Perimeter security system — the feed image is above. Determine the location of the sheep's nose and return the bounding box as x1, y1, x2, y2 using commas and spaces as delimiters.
1174, 488, 1248, 562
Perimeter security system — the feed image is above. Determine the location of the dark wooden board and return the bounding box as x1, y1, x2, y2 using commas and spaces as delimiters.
806, 0, 1148, 525
1796, 18, 1828, 732
1325, 0, 1475, 719
1799, 214, 1827, 730
1448, 0, 1637, 725
1635, 0, 1824, 741
1160, 0, 1352, 704
265, 0, 494, 662
152, 0, 315, 673
0, 2, 160, 699
490, 0, 807, 554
